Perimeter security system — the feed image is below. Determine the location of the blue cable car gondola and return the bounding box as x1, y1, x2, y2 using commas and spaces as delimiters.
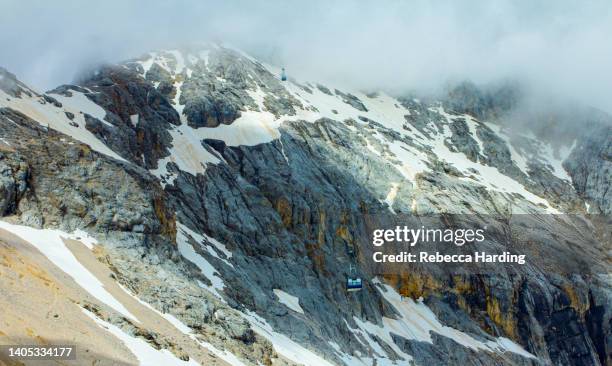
346, 264, 362, 292
281, 68, 287, 81
346, 277, 363, 292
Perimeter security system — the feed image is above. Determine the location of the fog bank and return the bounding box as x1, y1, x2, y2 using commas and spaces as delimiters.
1, 0, 610, 112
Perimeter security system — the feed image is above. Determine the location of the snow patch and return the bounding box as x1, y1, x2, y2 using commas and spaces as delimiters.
273, 289, 304, 314
383, 138, 430, 181
199, 110, 280, 146
162, 313, 193, 335
173, 81, 184, 114
150, 123, 220, 187
177, 222, 232, 265
382, 183, 400, 214
428, 107, 559, 213
139, 53, 156, 74
130, 114, 139, 127
69, 228, 99, 249
464, 115, 484, 156
541, 141, 575, 182
487, 123, 530, 174
82, 308, 199, 366
0, 221, 136, 322
176, 222, 226, 299
116, 283, 247, 366
0, 89, 125, 162
353, 279, 537, 360
242, 311, 335, 366
196, 341, 248, 366
51, 91, 112, 127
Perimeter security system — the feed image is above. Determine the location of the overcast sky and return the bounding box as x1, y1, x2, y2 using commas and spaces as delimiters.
1, 0, 611, 112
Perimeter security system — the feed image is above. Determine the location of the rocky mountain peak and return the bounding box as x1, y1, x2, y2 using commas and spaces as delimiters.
0, 44, 610, 366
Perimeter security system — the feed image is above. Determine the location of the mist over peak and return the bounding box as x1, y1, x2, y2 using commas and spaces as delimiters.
1, 0, 611, 113
1, 4, 611, 365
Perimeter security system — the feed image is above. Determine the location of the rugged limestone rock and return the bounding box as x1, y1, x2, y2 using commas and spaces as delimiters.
0, 104, 279, 365
177, 48, 302, 127
565, 123, 612, 214
334, 89, 368, 112
444, 80, 521, 121
0, 107, 173, 235
0, 153, 28, 216
0, 46, 610, 366
50, 65, 179, 170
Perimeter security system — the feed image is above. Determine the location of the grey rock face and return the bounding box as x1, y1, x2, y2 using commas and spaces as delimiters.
116, 50, 612, 365
393, 332, 541, 365
183, 88, 243, 127
0, 107, 174, 235
334, 89, 368, 112
565, 122, 612, 214
2, 47, 610, 366
0, 153, 28, 216
168, 119, 402, 361
585, 276, 612, 366
444, 80, 521, 121
442, 79, 611, 215
446, 117, 481, 162
50, 65, 179, 170
476, 124, 522, 177
0, 103, 278, 366
167, 111, 609, 365
216, 310, 256, 343
145, 63, 173, 85
179, 48, 302, 127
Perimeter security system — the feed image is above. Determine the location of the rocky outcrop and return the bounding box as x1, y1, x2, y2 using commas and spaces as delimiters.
0, 149, 28, 216
177, 48, 302, 127
0, 107, 173, 235
334, 89, 368, 112
0, 103, 279, 366
168, 112, 609, 365
50, 65, 179, 170
565, 122, 612, 214
444, 80, 521, 121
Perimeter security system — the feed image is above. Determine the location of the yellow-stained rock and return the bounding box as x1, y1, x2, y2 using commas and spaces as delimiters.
275, 197, 292, 228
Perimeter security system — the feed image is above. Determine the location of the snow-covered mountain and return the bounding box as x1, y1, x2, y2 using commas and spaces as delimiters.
0, 45, 609, 366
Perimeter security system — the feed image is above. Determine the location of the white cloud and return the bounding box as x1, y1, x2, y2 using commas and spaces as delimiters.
1, 0, 610, 112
